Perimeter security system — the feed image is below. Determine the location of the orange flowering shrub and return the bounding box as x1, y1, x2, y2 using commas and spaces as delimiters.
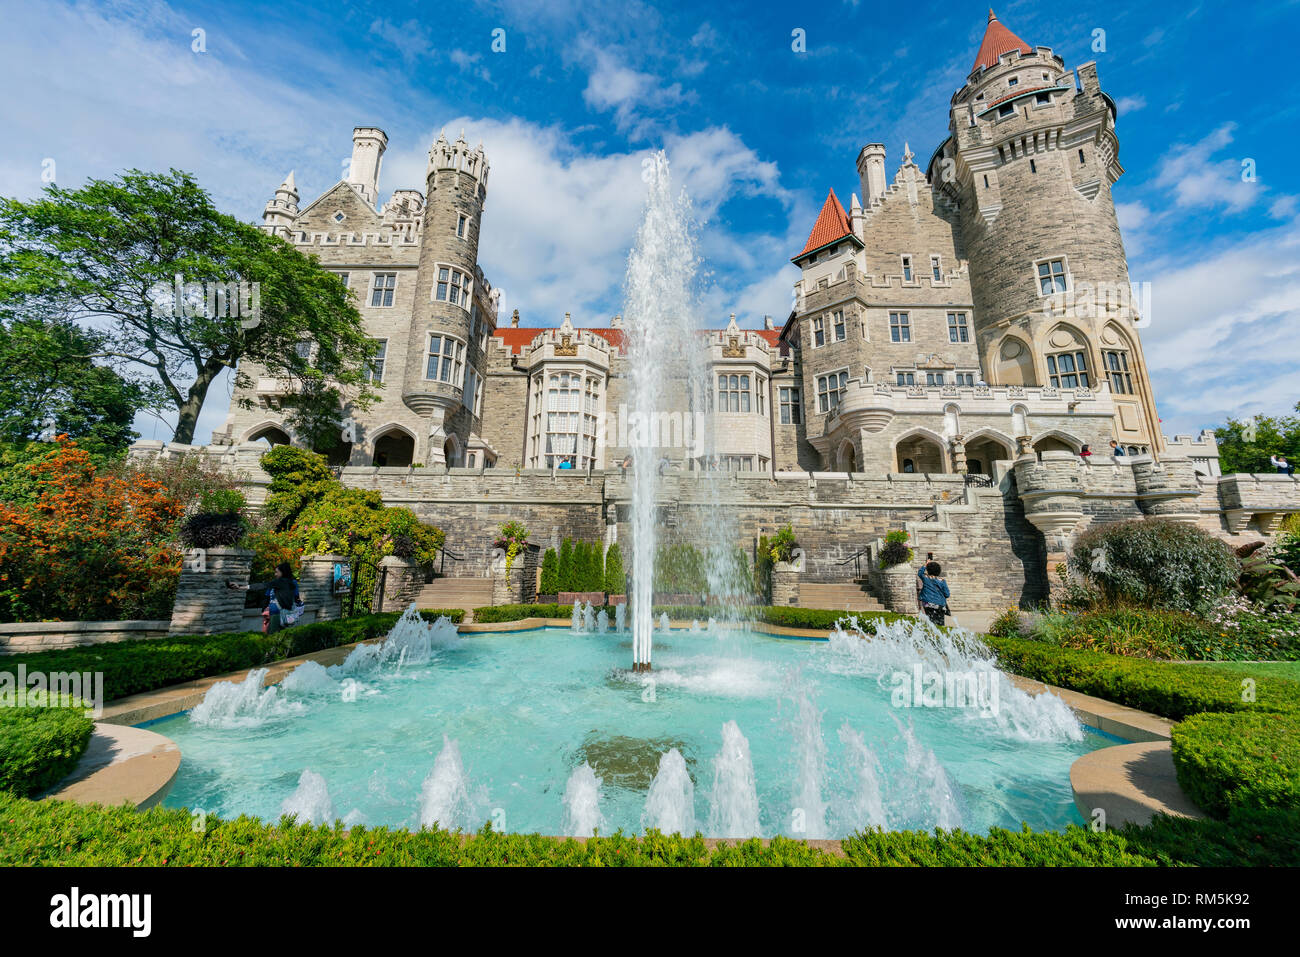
0, 438, 184, 622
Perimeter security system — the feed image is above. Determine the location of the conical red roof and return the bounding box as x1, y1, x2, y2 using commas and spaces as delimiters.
795, 189, 852, 259
972, 9, 1032, 73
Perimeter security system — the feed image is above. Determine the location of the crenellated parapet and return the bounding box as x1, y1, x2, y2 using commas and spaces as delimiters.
1130, 454, 1202, 523
1013, 450, 1084, 550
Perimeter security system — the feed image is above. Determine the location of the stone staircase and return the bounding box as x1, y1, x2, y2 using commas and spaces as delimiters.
797, 580, 888, 613
414, 577, 494, 621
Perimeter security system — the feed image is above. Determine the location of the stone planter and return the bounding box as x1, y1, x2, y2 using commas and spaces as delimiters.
376, 555, 424, 613
491, 545, 540, 605
875, 563, 919, 615
606, 594, 627, 606
169, 546, 255, 635
771, 560, 801, 606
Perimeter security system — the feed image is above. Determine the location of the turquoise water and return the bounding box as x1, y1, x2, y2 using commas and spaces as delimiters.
151, 616, 1108, 838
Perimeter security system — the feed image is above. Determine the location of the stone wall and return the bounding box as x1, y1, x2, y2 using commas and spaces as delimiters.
0, 620, 171, 655
169, 547, 255, 636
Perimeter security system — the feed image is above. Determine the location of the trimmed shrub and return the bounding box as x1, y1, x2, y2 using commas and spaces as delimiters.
985, 634, 1300, 720
0, 612, 407, 703
472, 603, 573, 623
539, 548, 559, 596
418, 608, 466, 624
1172, 712, 1300, 818
179, 511, 246, 548
603, 543, 624, 595
590, 544, 606, 593
558, 539, 574, 592
1068, 519, 1239, 613
0, 703, 94, 797
3, 792, 1295, 865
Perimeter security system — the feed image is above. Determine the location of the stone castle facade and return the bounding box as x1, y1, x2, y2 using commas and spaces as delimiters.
150, 11, 1300, 610
217, 12, 1216, 479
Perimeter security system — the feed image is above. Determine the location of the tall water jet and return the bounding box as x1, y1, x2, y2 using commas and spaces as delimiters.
707, 720, 761, 837
837, 722, 887, 832
561, 762, 606, 837
643, 748, 695, 835
784, 675, 829, 839
622, 151, 698, 672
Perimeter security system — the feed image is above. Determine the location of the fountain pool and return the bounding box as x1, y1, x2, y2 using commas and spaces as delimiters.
148, 609, 1114, 838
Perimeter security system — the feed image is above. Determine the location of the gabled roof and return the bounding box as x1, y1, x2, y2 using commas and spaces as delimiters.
492, 326, 781, 356
792, 189, 858, 263
972, 9, 1032, 73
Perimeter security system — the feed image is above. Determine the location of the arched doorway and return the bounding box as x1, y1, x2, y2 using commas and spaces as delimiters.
965, 432, 1015, 475
443, 434, 463, 468
1032, 433, 1079, 455
837, 440, 857, 473
372, 430, 415, 467
247, 425, 291, 448
895, 432, 947, 473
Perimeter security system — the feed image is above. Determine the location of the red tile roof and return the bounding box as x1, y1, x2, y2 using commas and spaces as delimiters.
492, 326, 782, 355
794, 189, 853, 260
972, 9, 1032, 73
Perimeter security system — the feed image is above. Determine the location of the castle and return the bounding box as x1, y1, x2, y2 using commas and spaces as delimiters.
219, 11, 1214, 478
156, 11, 1300, 611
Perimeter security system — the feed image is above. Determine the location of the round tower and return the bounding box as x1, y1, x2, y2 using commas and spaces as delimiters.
402, 131, 490, 466
261, 170, 299, 234
932, 10, 1162, 453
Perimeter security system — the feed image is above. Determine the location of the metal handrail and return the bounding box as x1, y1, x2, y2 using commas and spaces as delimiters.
438, 546, 465, 576
836, 546, 873, 580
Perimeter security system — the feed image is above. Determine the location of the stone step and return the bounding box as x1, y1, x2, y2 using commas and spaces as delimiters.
414, 578, 494, 621
797, 582, 887, 612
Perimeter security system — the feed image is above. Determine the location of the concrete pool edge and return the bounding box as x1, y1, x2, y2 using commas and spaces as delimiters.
71, 624, 1203, 830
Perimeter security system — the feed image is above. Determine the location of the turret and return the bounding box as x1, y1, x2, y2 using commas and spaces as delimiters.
936, 9, 1162, 454
401, 130, 491, 466
855, 143, 887, 205
347, 127, 388, 208
261, 171, 299, 232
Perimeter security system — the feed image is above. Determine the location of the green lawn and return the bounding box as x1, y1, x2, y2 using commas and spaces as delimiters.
1183, 660, 1300, 682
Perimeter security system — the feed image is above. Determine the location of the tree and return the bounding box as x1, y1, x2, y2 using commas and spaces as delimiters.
573, 541, 589, 592
0, 318, 163, 455
558, 538, 573, 592
0, 169, 377, 445
1213, 404, 1299, 474
591, 543, 606, 592
539, 547, 559, 595
603, 542, 624, 595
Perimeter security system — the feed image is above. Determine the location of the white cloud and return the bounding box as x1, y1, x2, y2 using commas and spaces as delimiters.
1115, 95, 1146, 114
1137, 219, 1300, 433
1154, 123, 1266, 215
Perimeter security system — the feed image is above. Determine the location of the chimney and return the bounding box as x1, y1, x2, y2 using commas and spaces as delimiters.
856, 143, 887, 203
348, 127, 388, 208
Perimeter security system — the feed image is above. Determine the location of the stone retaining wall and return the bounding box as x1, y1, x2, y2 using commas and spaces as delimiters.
0, 620, 171, 655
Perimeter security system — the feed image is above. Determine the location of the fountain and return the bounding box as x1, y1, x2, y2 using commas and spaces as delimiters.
615, 603, 626, 633
622, 151, 699, 672
281, 769, 335, 825
561, 762, 606, 837
419, 736, 480, 831
643, 748, 695, 835
707, 720, 762, 837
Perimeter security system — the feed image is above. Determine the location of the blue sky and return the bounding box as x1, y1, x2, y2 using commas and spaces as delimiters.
1, 0, 1298, 442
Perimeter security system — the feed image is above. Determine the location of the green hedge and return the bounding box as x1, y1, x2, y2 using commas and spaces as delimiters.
1, 792, 1295, 866
984, 635, 1300, 720
1171, 712, 1300, 818
0, 613, 413, 703
471, 603, 902, 631
419, 608, 466, 624
0, 704, 94, 797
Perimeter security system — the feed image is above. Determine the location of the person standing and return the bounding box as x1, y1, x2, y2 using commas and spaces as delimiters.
916, 560, 951, 628
230, 562, 300, 634
1271, 454, 1294, 475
